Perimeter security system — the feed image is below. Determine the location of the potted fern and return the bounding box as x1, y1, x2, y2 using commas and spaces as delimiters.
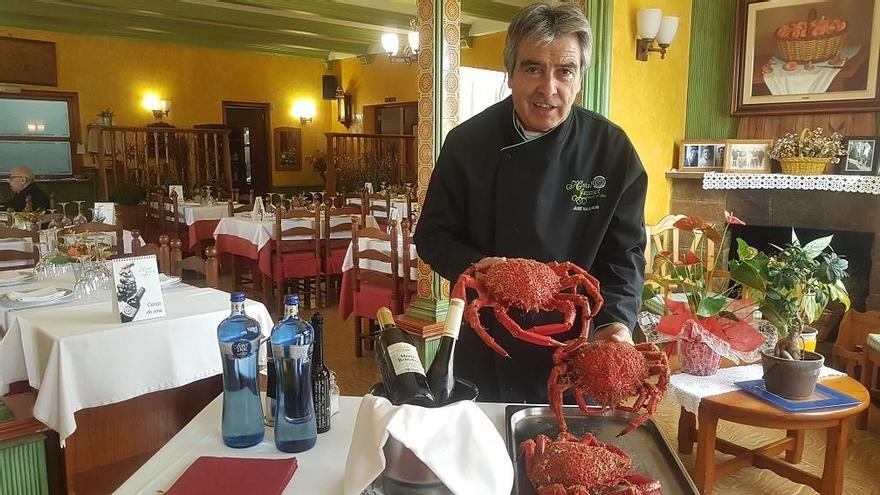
729, 231, 850, 398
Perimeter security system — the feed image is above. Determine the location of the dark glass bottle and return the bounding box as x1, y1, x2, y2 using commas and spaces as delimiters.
426, 298, 465, 406
120, 287, 146, 323
375, 307, 435, 407
311, 313, 332, 433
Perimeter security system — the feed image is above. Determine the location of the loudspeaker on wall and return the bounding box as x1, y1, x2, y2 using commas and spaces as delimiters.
322, 75, 338, 100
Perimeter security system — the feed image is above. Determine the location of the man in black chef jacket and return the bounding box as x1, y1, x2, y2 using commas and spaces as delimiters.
414, 3, 647, 403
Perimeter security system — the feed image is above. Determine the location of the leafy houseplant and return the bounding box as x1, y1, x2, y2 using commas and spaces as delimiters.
729, 232, 850, 361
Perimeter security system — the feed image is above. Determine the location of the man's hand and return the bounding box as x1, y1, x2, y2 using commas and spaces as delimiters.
593, 322, 634, 344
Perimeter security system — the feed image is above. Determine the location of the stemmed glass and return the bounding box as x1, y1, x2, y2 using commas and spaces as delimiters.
46, 209, 60, 229
264, 194, 276, 217
204, 185, 215, 206
57, 202, 72, 227
73, 201, 88, 225
73, 237, 113, 300
277, 194, 288, 214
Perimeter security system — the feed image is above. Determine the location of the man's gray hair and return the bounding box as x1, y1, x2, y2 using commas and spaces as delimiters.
503, 3, 593, 75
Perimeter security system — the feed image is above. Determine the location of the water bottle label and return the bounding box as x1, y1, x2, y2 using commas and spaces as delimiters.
219, 339, 256, 359
272, 343, 311, 361
387, 342, 426, 376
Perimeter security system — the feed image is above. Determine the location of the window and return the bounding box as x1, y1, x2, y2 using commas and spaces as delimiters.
459, 67, 511, 123
0, 91, 81, 176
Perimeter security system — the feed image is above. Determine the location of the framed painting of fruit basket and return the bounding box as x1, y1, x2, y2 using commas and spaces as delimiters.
732, 0, 880, 116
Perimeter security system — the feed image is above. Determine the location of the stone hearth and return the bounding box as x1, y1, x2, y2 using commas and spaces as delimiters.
670, 174, 880, 310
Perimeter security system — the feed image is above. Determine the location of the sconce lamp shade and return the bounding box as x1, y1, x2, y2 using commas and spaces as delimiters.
381, 33, 399, 56
407, 31, 419, 54
657, 16, 679, 45
636, 9, 663, 39
291, 99, 316, 124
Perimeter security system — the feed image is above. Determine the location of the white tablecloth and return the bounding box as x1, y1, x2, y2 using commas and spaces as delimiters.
0, 229, 139, 269
151, 202, 232, 225
0, 283, 273, 445
668, 364, 846, 414
115, 395, 508, 495
346, 197, 414, 221
213, 214, 379, 250
341, 237, 418, 280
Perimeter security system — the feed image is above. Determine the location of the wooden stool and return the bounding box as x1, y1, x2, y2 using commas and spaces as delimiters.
677, 375, 869, 495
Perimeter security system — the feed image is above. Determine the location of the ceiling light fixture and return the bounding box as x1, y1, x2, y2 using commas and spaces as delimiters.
381, 19, 419, 65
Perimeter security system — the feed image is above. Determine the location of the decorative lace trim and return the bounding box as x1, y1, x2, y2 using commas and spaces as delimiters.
702, 172, 880, 195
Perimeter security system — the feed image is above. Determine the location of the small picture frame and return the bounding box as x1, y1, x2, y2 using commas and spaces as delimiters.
723, 139, 772, 173
677, 140, 726, 172
840, 136, 879, 175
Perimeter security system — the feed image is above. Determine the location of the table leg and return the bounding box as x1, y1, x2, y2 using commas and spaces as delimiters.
262, 274, 273, 311
785, 429, 805, 464
694, 407, 718, 495
820, 419, 849, 495
858, 356, 875, 430
678, 407, 696, 455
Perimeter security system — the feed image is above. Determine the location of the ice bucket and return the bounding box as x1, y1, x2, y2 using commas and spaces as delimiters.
368, 378, 478, 495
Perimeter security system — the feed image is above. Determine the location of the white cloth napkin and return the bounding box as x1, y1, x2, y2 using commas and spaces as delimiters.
6, 287, 66, 302
344, 394, 513, 495
158, 274, 181, 287
668, 364, 846, 414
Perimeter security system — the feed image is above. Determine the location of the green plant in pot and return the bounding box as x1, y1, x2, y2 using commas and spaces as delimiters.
729, 231, 850, 398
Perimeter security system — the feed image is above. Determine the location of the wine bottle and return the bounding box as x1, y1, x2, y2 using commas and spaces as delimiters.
271, 295, 317, 453
217, 292, 264, 448
120, 287, 146, 323
426, 298, 465, 406
264, 328, 277, 427
375, 307, 435, 407
311, 313, 332, 433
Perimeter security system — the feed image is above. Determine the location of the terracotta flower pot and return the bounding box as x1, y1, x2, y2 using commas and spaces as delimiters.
680, 338, 721, 376
761, 350, 824, 399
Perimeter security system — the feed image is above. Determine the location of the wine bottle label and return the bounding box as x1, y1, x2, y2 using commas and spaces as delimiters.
387, 342, 426, 376
313, 376, 331, 431
219, 338, 257, 359
272, 343, 311, 361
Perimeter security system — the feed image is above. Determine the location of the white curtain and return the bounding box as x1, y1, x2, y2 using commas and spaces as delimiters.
458, 67, 511, 123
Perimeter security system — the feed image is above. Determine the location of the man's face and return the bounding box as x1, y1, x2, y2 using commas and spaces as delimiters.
9, 176, 27, 193
508, 34, 582, 133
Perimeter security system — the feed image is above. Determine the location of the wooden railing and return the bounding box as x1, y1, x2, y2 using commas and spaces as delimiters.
87, 124, 233, 201
325, 133, 416, 194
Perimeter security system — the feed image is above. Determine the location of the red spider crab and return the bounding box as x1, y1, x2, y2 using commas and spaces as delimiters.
520, 432, 661, 494
451, 258, 603, 357
549, 340, 669, 437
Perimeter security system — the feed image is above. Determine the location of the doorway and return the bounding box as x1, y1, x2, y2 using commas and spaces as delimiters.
222, 102, 272, 195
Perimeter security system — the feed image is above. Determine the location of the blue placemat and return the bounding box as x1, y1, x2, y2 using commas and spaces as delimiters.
735, 379, 860, 412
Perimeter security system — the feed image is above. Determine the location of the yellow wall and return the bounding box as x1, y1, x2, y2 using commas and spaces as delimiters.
0, 26, 329, 187
609, 0, 692, 224
460, 31, 507, 72
332, 56, 418, 133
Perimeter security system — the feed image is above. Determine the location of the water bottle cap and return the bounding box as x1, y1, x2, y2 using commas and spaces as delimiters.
230, 292, 246, 303
284, 294, 300, 305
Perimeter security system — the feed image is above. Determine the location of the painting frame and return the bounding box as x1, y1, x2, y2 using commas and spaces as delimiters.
677, 140, 726, 172
723, 139, 773, 173
732, 0, 880, 116
839, 136, 880, 174
274, 127, 302, 171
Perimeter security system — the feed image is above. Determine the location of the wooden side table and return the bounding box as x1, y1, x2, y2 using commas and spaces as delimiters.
677, 376, 869, 495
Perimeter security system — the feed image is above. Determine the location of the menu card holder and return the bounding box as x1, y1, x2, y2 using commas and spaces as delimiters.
110, 255, 166, 323
252, 196, 265, 221
93, 202, 115, 224
166, 456, 298, 495
169, 185, 184, 201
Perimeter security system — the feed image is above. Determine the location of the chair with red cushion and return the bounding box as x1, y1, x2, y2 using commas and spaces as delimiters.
322, 202, 363, 306
351, 218, 401, 357
273, 207, 324, 311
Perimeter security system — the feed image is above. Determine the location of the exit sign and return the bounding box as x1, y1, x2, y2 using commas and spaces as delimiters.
384, 97, 397, 103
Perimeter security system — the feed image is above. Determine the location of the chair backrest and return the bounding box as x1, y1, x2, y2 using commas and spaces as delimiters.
365, 191, 391, 220
833, 309, 880, 377
646, 214, 724, 275
228, 198, 252, 217
401, 219, 418, 307
144, 187, 181, 240
170, 240, 219, 287
129, 230, 171, 274
0, 226, 40, 270
405, 187, 418, 225
323, 201, 364, 249
66, 221, 124, 256
351, 217, 401, 313
274, 207, 321, 261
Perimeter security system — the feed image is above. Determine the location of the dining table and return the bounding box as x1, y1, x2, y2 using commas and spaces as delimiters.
0, 228, 140, 269
153, 200, 234, 250
345, 196, 415, 222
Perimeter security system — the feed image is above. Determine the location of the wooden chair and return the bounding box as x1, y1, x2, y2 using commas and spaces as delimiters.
62, 221, 125, 257
351, 218, 400, 357
130, 230, 171, 274
365, 190, 391, 230
273, 207, 324, 311
143, 187, 182, 244
228, 198, 251, 217
322, 203, 363, 306
645, 213, 728, 290
832, 309, 880, 429
0, 226, 39, 270
404, 186, 418, 225
401, 219, 418, 308
170, 240, 219, 288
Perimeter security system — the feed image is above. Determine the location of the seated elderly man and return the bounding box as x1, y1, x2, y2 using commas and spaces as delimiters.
6, 166, 50, 211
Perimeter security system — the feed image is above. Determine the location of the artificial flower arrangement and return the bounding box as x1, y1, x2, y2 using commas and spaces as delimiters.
768, 127, 844, 175
642, 211, 769, 375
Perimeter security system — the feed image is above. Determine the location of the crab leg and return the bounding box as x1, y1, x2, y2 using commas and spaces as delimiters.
460, 278, 513, 357
554, 292, 594, 339
494, 305, 566, 348
520, 299, 577, 336
618, 474, 662, 495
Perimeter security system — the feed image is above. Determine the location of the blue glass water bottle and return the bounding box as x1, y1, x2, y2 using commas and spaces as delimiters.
271, 294, 317, 453
217, 292, 264, 448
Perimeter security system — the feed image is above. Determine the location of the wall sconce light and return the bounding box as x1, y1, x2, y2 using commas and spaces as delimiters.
291, 99, 316, 125
381, 19, 419, 65
636, 9, 679, 61
143, 93, 171, 120
335, 87, 353, 128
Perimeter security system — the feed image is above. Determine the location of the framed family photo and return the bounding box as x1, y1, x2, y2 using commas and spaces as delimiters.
839, 136, 879, 174
723, 139, 773, 173
678, 140, 726, 172
732, 0, 880, 116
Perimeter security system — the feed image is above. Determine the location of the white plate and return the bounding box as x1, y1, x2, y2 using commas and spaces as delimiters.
2, 288, 74, 307
159, 274, 182, 287
0, 271, 35, 287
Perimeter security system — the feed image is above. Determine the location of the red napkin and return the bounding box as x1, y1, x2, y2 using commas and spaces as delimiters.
166, 456, 298, 495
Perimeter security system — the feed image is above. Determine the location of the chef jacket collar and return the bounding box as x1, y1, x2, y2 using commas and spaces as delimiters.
505, 103, 573, 151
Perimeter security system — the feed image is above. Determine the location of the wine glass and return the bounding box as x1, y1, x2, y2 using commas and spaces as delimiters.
264, 194, 276, 217
57, 202, 72, 227
73, 238, 112, 300
204, 185, 215, 206
278, 194, 288, 213
46, 209, 60, 229
73, 201, 88, 225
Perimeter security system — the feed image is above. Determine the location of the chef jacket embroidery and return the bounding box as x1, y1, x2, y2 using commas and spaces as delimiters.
566, 176, 607, 212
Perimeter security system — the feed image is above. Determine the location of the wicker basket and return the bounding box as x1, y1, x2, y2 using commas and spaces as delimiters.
775, 9, 847, 63
778, 128, 835, 175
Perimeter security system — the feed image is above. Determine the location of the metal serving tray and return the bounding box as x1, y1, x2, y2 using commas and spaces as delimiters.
506, 405, 698, 495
